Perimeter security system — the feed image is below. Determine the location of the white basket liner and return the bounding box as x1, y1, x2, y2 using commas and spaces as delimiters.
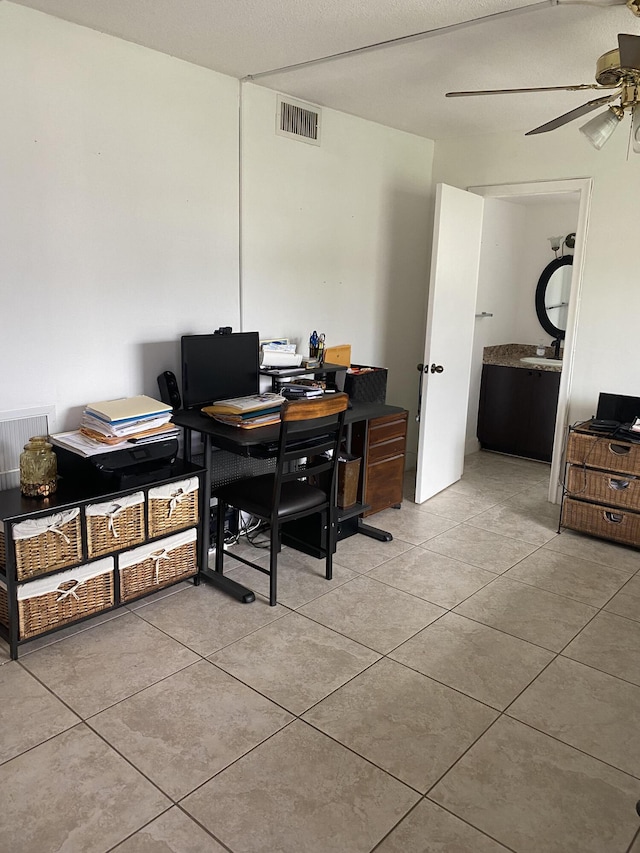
119, 528, 197, 569
148, 477, 198, 501
0, 577, 6, 591
86, 491, 144, 518
12, 508, 80, 541
17, 557, 114, 600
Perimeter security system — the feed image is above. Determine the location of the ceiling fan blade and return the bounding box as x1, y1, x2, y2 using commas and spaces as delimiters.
525, 93, 619, 136
618, 33, 640, 70
446, 84, 606, 97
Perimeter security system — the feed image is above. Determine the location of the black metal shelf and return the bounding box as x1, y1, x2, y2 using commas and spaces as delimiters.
338, 502, 370, 522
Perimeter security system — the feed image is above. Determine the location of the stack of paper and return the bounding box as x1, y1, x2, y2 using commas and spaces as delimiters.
260, 342, 302, 369
202, 392, 285, 429
50, 431, 132, 458
79, 396, 178, 446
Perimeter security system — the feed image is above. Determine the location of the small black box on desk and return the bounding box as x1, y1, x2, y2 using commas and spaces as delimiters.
344, 365, 387, 404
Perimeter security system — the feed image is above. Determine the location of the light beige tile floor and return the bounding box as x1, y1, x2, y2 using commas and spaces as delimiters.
2, 450, 640, 853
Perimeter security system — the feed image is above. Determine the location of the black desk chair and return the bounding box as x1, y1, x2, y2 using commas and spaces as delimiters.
214, 393, 349, 605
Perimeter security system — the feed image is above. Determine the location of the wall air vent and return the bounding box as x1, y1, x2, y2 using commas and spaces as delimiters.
276, 95, 321, 146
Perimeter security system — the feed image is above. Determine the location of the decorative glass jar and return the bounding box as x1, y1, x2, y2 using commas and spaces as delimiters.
19, 436, 57, 497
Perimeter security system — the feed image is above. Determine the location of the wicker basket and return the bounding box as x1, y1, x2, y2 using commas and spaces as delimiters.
147, 477, 199, 539
85, 491, 145, 559
12, 509, 82, 581
16, 557, 114, 640
0, 529, 5, 571
566, 431, 640, 476
118, 528, 198, 603
566, 466, 640, 510
561, 497, 640, 548
0, 578, 8, 629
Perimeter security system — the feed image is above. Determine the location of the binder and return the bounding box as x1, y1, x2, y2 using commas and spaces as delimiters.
85, 395, 172, 424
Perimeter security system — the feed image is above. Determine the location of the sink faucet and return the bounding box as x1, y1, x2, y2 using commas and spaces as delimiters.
551, 338, 562, 359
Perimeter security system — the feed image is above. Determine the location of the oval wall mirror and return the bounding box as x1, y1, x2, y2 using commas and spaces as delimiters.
535, 255, 572, 340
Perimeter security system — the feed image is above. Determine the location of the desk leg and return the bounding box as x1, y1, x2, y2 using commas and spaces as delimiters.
343, 422, 393, 543
356, 518, 393, 542
197, 434, 256, 604
183, 428, 192, 463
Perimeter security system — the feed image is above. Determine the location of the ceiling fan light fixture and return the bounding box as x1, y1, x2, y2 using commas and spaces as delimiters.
579, 106, 624, 149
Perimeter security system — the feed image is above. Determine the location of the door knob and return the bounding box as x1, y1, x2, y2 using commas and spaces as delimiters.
430, 364, 444, 374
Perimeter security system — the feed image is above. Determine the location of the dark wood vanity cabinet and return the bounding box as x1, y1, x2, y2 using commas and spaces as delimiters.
477, 364, 560, 462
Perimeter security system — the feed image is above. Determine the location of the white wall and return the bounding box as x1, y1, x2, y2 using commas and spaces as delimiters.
433, 125, 640, 424
2, 3, 240, 430
514, 200, 579, 347
241, 84, 434, 462
2, 4, 434, 454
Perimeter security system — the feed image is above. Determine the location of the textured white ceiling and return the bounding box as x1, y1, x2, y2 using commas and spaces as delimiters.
10, 0, 640, 139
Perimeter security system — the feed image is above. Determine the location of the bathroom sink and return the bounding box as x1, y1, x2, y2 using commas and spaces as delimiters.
520, 356, 563, 367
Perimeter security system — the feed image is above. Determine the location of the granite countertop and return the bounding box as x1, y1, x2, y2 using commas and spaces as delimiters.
483, 343, 563, 372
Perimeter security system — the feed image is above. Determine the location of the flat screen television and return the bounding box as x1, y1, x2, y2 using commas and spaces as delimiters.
181, 331, 259, 409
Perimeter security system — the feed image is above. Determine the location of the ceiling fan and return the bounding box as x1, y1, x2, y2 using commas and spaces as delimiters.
446, 31, 640, 150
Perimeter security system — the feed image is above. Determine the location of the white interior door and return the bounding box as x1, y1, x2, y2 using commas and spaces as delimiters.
415, 183, 484, 503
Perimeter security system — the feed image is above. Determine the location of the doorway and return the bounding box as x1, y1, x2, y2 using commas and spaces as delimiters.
469, 179, 592, 503
414, 178, 592, 505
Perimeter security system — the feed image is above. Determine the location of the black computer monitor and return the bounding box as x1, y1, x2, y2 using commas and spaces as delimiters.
181, 331, 259, 409
596, 392, 640, 425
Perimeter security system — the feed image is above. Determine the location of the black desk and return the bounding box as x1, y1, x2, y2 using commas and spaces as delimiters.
171, 401, 403, 603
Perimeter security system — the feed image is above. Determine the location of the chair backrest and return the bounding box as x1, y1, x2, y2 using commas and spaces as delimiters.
272, 393, 349, 512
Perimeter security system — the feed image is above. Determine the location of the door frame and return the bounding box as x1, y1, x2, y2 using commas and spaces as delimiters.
468, 178, 593, 503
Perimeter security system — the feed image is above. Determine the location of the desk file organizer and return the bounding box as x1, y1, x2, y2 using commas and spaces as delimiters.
344, 365, 388, 404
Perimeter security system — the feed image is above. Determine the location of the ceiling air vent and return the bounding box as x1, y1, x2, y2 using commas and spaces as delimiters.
276, 95, 321, 146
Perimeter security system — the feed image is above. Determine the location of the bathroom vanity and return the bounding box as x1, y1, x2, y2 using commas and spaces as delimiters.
477, 344, 561, 462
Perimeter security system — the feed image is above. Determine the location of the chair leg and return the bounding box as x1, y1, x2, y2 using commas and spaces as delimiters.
215, 500, 226, 574
325, 510, 335, 581
269, 522, 279, 606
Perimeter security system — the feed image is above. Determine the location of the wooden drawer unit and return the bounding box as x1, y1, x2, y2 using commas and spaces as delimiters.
368, 436, 406, 465
352, 410, 408, 517
368, 416, 407, 446
561, 423, 640, 548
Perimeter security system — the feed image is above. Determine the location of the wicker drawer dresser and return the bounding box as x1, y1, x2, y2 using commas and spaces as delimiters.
0, 461, 204, 659
560, 422, 640, 547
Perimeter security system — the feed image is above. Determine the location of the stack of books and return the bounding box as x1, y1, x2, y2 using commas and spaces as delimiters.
202, 393, 285, 428
79, 395, 178, 446
280, 381, 324, 400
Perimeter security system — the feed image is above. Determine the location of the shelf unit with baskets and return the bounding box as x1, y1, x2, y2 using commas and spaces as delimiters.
0, 460, 205, 659
560, 421, 640, 547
